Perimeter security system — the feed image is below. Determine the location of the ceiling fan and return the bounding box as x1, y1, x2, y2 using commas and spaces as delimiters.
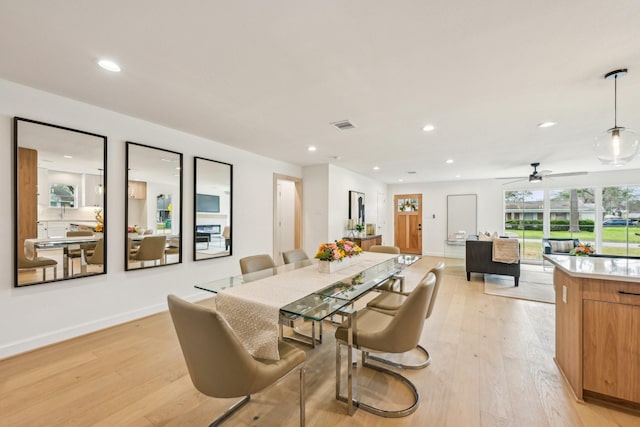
498, 162, 588, 185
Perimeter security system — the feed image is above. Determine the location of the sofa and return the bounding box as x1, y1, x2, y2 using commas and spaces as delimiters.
466, 235, 520, 286
542, 238, 579, 255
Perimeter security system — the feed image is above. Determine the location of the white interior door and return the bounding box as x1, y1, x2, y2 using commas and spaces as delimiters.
275, 179, 295, 264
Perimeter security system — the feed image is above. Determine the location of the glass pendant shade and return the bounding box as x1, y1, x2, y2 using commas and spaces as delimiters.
595, 69, 637, 165
594, 126, 639, 165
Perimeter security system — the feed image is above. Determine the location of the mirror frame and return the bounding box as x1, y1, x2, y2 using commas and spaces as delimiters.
13, 117, 108, 287
125, 141, 183, 271
193, 156, 233, 261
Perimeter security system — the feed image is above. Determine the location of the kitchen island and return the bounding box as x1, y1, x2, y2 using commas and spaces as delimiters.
544, 254, 640, 412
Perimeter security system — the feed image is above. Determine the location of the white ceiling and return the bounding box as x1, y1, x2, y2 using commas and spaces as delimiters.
1, 0, 640, 184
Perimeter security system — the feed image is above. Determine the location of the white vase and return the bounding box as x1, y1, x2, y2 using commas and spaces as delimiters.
318, 256, 353, 274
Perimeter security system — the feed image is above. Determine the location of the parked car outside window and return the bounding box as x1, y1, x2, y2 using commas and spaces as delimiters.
602, 218, 638, 227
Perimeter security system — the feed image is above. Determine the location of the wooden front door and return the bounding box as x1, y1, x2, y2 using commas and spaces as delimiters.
394, 194, 422, 254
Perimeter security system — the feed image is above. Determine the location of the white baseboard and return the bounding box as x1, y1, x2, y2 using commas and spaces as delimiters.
0, 291, 208, 360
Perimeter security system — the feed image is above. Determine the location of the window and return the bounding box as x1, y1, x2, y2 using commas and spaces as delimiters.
601, 186, 640, 256
548, 188, 595, 243
49, 183, 76, 208
504, 190, 544, 260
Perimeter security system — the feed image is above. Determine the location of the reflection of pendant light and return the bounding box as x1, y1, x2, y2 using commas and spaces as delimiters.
95, 168, 104, 195
594, 69, 639, 165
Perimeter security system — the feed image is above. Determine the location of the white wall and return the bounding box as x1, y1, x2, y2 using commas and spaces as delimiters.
302, 165, 329, 258
327, 164, 388, 242
302, 164, 388, 257
0, 78, 301, 358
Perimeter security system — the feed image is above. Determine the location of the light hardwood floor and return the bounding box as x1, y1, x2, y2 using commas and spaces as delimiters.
1, 256, 639, 426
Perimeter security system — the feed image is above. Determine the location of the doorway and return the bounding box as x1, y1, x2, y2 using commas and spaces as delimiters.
394, 194, 422, 254
273, 174, 302, 265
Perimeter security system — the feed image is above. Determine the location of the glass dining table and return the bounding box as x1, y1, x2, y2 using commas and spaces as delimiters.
195, 254, 419, 325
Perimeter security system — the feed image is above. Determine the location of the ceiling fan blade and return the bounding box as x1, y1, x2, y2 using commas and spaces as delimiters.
502, 178, 527, 185
546, 171, 588, 178
538, 169, 552, 176
496, 176, 527, 180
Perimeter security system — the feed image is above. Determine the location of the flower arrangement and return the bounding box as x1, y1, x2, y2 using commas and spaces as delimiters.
571, 242, 595, 256
315, 239, 362, 262
93, 208, 104, 232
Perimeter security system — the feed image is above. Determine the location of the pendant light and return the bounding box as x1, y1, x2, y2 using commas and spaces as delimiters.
95, 168, 104, 195
594, 69, 639, 165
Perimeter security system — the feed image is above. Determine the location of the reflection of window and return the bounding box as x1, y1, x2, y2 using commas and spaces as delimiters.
49, 183, 76, 207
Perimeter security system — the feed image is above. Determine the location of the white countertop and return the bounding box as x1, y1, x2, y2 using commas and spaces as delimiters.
544, 254, 640, 283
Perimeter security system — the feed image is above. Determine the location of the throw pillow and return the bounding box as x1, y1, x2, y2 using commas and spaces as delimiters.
549, 240, 574, 253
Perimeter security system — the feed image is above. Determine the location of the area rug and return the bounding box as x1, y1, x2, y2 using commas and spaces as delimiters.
483, 266, 555, 304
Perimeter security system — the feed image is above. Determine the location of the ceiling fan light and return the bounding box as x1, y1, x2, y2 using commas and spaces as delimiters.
529, 174, 542, 183
594, 127, 639, 165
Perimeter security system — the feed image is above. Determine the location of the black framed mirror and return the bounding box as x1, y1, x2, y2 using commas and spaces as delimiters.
194, 157, 232, 260
14, 117, 107, 287
125, 142, 182, 270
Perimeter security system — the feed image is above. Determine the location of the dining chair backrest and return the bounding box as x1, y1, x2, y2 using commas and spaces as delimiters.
86, 238, 104, 265
426, 261, 445, 319
282, 249, 309, 264
134, 235, 167, 261
376, 274, 432, 353
368, 245, 400, 254
167, 295, 267, 398
239, 254, 275, 274
66, 230, 94, 237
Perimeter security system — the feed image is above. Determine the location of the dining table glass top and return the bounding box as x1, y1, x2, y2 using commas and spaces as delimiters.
195, 254, 420, 321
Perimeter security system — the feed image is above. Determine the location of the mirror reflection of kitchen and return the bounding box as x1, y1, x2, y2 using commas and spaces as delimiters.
15, 117, 107, 287
194, 157, 232, 261
126, 142, 182, 270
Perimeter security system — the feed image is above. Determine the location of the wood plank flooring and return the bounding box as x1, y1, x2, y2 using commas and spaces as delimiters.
1, 256, 639, 426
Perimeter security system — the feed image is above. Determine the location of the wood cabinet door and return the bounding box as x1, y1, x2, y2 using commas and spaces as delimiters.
583, 300, 640, 402
394, 194, 422, 254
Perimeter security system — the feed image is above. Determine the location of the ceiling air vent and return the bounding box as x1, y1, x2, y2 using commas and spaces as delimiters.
331, 120, 356, 130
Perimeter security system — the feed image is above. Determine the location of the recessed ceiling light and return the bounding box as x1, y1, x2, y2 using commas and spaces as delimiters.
455, 174, 461, 178
398, 178, 404, 182
422, 124, 436, 132
446, 159, 454, 164
63, 155, 73, 159
307, 146, 317, 152
373, 166, 380, 170
97, 59, 121, 72
537, 121, 557, 128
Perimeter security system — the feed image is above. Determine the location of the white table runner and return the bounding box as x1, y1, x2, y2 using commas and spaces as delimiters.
216, 252, 396, 360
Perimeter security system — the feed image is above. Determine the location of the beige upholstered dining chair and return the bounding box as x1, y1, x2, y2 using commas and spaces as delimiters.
129, 235, 167, 267
18, 256, 57, 282
366, 261, 445, 369
239, 254, 275, 274
334, 274, 433, 417
81, 238, 104, 274
368, 244, 401, 254
367, 245, 402, 291
282, 248, 309, 264
66, 230, 95, 276
167, 295, 306, 426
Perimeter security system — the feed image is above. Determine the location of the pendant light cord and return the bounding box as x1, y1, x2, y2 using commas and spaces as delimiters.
614, 74, 618, 128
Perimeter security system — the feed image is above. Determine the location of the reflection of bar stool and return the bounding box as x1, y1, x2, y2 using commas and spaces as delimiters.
18, 256, 57, 282
66, 230, 94, 276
